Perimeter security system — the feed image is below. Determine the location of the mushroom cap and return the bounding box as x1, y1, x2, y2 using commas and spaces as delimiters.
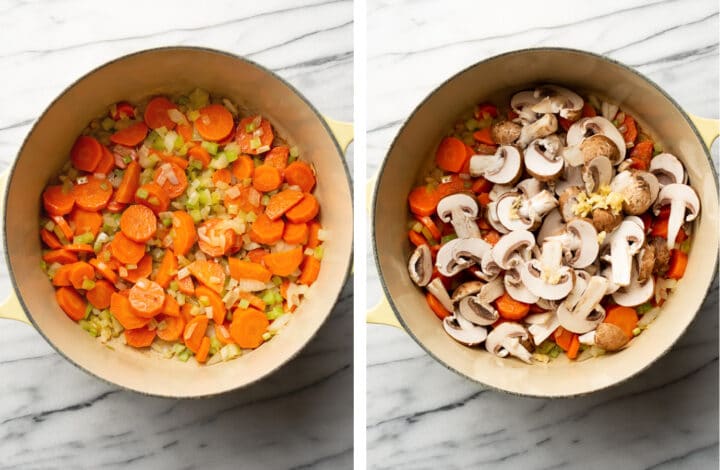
591, 207, 622, 233
653, 183, 700, 221
495, 192, 534, 232
637, 243, 655, 283
504, 268, 540, 304
436, 193, 479, 223
650, 236, 670, 276
650, 153, 685, 186
518, 113, 558, 148
491, 120, 522, 145
408, 244, 432, 287
558, 186, 583, 222
633, 170, 660, 205
560, 218, 599, 268
612, 262, 654, 307
516, 177, 544, 198
451, 281, 484, 303
485, 322, 532, 362
427, 277, 455, 312
510, 90, 541, 123
582, 155, 614, 193
453, 237, 492, 265
475, 249, 502, 281
485, 201, 510, 234
537, 208, 565, 244
456, 296, 499, 326
487, 145, 523, 184
611, 171, 652, 215
443, 314, 488, 346
580, 135, 620, 164
520, 259, 574, 300
435, 238, 470, 277
525, 136, 565, 181
531, 85, 584, 120
594, 323, 630, 351
554, 164, 584, 196
492, 230, 535, 269
567, 117, 626, 163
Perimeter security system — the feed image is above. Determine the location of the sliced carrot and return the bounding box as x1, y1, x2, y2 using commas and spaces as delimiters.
554, 326, 574, 351
214, 323, 234, 345
265, 189, 303, 220
283, 222, 309, 245
284, 161, 316, 192
307, 221, 322, 248
124, 326, 156, 348
171, 211, 197, 256
249, 213, 284, 245
231, 155, 255, 180
111, 101, 135, 120
43, 185, 75, 216
477, 192, 491, 206
436, 177, 466, 199
604, 305, 638, 338
89, 257, 119, 284
495, 292, 530, 320
106, 200, 127, 213
71, 135, 103, 172
110, 121, 148, 147
63, 243, 95, 253
622, 114, 638, 144
228, 258, 272, 282
121, 254, 152, 283
473, 127, 495, 145
211, 168, 232, 186
408, 185, 439, 217
187, 259, 225, 294
195, 337, 211, 363
582, 103, 597, 117
188, 145, 211, 169
43, 249, 78, 265
114, 161, 141, 204
471, 177, 492, 194
264, 145, 289, 170
41, 228, 63, 249
86, 279, 115, 309
238, 291, 266, 311
408, 230, 427, 247
229, 307, 268, 349
415, 216, 441, 240
483, 229, 501, 246
184, 315, 209, 352
154, 249, 177, 288
69, 208, 102, 237
51, 215, 74, 240
128, 278, 165, 318
72, 177, 113, 211
195, 104, 234, 141
162, 293, 180, 317
263, 247, 304, 277
110, 232, 146, 265
650, 218, 669, 239
426, 292, 450, 319
224, 185, 262, 215
155, 151, 189, 170
56, 287, 87, 321
567, 334, 580, 360
144, 96, 177, 130
298, 255, 321, 286
236, 116, 274, 155
119, 204, 157, 243
156, 314, 185, 342
285, 196, 319, 227
51, 264, 74, 286
252, 165, 282, 193
247, 248, 269, 264
195, 285, 226, 325
176, 275, 195, 295
667, 249, 688, 280
154, 162, 187, 199
134, 182, 170, 214
435, 136, 468, 172
197, 218, 236, 258
475, 103, 498, 119
629, 141, 653, 171
110, 292, 151, 329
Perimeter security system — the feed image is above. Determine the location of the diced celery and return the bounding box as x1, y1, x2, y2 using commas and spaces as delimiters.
262, 291, 276, 305
313, 246, 324, 260
246, 212, 257, 223
177, 349, 192, 362
190, 209, 203, 223
441, 234, 458, 244
81, 279, 96, 290
189, 159, 203, 170
174, 134, 185, 151
421, 227, 434, 241
261, 195, 270, 206
187, 110, 200, 122
250, 137, 261, 150
136, 188, 149, 200
73, 232, 94, 245
262, 332, 272, 341
266, 308, 281, 321
202, 141, 218, 155
289, 146, 299, 158
237, 298, 250, 310
189, 88, 210, 109
161, 216, 172, 228
40, 260, 48, 272
548, 345, 561, 358
273, 291, 283, 305
170, 280, 179, 291
148, 196, 160, 206
225, 151, 238, 163
209, 336, 222, 355
171, 343, 186, 355
632, 327, 642, 336
210, 191, 222, 205
465, 118, 479, 131
636, 302, 653, 315
272, 276, 283, 286
210, 153, 229, 170
245, 122, 257, 133
680, 239, 691, 254
84, 303, 94, 319
101, 117, 115, 131
198, 189, 211, 206
411, 222, 423, 233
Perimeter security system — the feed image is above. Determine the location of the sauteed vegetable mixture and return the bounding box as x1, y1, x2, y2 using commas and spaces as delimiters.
41, 90, 325, 365
407, 85, 699, 363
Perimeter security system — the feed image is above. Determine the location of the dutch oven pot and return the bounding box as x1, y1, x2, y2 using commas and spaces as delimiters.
370, 48, 718, 397
0, 47, 353, 397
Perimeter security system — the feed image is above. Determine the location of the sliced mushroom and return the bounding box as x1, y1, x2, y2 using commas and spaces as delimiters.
594, 323, 629, 351
516, 177, 544, 198
427, 278, 454, 312
653, 183, 700, 249
554, 164, 584, 195
491, 230, 535, 269
518, 113, 558, 148
474, 250, 502, 281
536, 208, 565, 244
591, 208, 622, 233
579, 135, 620, 164
612, 262, 654, 307
485, 322, 533, 363
567, 117, 626, 164
407, 244, 432, 287
495, 189, 558, 232
469, 145, 523, 184
546, 218, 598, 268
650, 236, 670, 275
436, 193, 481, 238
634, 170, 660, 205
456, 295, 499, 326
602, 218, 645, 286
491, 120, 521, 145
637, 242, 655, 283
611, 170, 652, 215
531, 85, 584, 120
435, 237, 490, 277
557, 275, 609, 333
525, 135, 564, 181
443, 314, 487, 346
510, 90, 541, 123
600, 101, 619, 122
582, 155, 613, 193
504, 267, 540, 304
520, 240, 575, 300
527, 312, 561, 345
650, 153, 685, 186
489, 183, 514, 201
558, 186, 583, 222
451, 281, 484, 304
485, 201, 510, 234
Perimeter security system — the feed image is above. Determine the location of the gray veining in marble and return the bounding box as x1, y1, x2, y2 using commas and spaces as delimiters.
0, 1, 352, 469
367, 1, 718, 469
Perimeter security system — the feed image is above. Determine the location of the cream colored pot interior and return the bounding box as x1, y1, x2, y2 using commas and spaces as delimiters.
5, 48, 352, 397
374, 49, 718, 397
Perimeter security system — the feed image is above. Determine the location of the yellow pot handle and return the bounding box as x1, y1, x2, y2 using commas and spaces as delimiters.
688, 113, 720, 148
323, 116, 354, 153
367, 295, 402, 328
0, 169, 29, 325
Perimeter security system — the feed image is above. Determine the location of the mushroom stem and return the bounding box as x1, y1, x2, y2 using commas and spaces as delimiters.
666, 198, 686, 249
427, 278, 454, 312
610, 237, 632, 286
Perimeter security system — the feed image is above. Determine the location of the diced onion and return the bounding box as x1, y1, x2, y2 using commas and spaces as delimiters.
93, 173, 106, 180
317, 229, 330, 241
257, 145, 270, 153
248, 188, 261, 207
183, 322, 197, 340
269, 314, 292, 333
304, 248, 314, 256
168, 109, 188, 125
226, 185, 241, 199
205, 306, 214, 319
177, 267, 191, 279
235, 279, 266, 292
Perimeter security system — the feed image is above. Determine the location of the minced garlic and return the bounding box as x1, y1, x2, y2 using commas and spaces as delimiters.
573, 185, 624, 217
597, 231, 607, 244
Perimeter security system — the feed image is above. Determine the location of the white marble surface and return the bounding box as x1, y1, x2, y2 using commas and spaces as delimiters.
0, 1, 353, 469
367, 1, 719, 469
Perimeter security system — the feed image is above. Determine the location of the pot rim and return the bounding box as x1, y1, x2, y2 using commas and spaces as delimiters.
372, 46, 719, 398
3, 45, 354, 399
